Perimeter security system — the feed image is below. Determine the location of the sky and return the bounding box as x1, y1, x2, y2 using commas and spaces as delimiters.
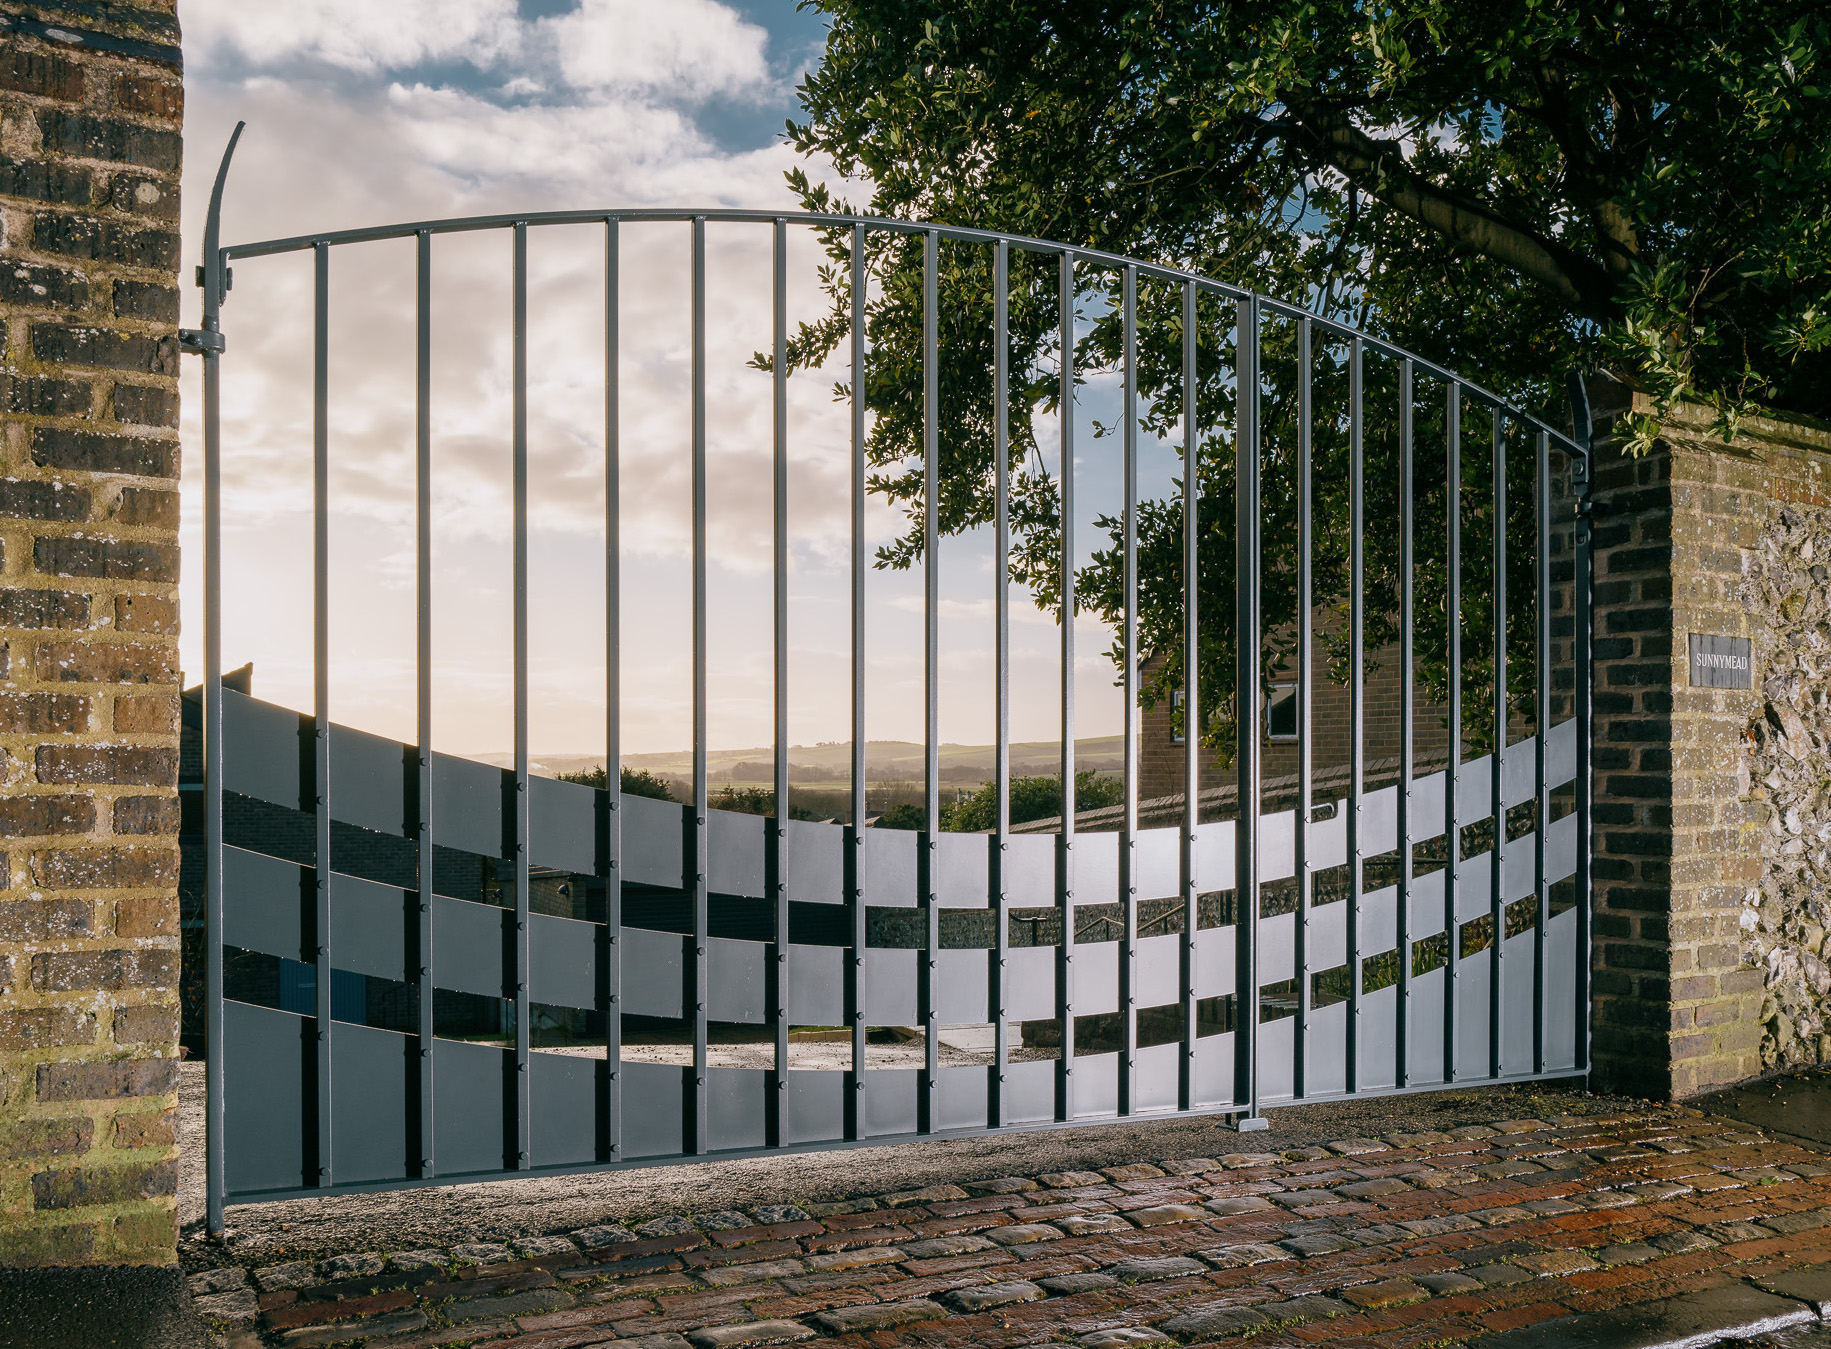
178, 0, 1152, 761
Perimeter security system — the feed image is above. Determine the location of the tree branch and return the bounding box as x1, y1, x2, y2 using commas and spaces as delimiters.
1285, 97, 1622, 320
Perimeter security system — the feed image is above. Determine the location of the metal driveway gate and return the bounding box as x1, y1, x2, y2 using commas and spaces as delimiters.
192, 132, 1594, 1231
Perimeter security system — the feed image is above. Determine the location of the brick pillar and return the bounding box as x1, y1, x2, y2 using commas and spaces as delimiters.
0, 3, 183, 1266
1587, 387, 1830, 1099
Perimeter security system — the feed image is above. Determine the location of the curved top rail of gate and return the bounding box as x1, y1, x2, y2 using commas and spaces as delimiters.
192, 127, 1593, 1228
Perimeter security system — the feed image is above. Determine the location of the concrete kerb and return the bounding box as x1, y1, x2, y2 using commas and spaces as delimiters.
1482, 1283, 1818, 1349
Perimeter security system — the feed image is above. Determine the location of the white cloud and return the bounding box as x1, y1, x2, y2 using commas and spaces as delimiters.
542, 0, 772, 102
185, 0, 523, 75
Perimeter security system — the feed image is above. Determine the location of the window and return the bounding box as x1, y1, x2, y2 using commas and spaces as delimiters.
1170, 688, 1185, 745
1266, 682, 1298, 741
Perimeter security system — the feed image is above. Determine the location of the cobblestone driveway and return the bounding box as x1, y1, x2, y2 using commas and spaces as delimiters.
190, 1106, 1831, 1349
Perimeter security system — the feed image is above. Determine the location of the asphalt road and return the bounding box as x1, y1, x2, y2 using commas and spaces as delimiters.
0, 1268, 210, 1349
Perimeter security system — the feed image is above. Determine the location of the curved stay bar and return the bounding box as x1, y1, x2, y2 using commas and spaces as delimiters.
214, 690, 1580, 1199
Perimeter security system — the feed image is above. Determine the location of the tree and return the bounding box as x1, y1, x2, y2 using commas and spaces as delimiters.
779, 0, 1830, 754
945, 771, 1125, 831
559, 765, 680, 801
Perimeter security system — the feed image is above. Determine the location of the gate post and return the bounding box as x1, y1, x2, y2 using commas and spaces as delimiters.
0, 0, 185, 1266
1586, 380, 1831, 1098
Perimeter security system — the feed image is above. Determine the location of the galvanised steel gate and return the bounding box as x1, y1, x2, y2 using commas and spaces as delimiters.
192, 130, 1594, 1232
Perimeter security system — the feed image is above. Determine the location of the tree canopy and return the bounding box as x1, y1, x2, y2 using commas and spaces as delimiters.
779, 1, 1829, 755
793, 0, 1828, 438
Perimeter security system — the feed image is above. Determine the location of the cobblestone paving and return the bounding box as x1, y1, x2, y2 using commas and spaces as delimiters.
192, 1107, 1831, 1349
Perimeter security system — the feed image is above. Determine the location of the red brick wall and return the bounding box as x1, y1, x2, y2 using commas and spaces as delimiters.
0, 0, 183, 1267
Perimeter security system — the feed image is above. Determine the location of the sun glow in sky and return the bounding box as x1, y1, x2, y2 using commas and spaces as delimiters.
179, 1, 1154, 761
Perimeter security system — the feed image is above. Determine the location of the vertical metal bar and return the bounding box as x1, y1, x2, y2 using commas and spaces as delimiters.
312, 240, 333, 1187
1178, 279, 1199, 1112
1444, 383, 1462, 1084
200, 123, 244, 1237
1489, 407, 1507, 1080
1234, 296, 1265, 1127
1119, 264, 1140, 1117
770, 218, 791, 1145
414, 231, 435, 1177
690, 217, 710, 1152
847, 223, 867, 1138
992, 238, 1011, 1128
1534, 428, 1551, 1073
1347, 336, 1364, 1095
1056, 251, 1077, 1121
604, 218, 623, 1161
511, 222, 532, 1170
1396, 359, 1413, 1089
920, 228, 940, 1132
1571, 436, 1593, 1077
1294, 316, 1312, 1099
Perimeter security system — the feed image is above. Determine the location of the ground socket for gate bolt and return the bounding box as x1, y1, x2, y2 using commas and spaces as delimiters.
1234, 1116, 1271, 1132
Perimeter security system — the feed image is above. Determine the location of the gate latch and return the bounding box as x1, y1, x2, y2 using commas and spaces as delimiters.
178, 328, 226, 355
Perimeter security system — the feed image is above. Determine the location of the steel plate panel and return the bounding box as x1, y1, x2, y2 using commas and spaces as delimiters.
1500, 735, 1536, 809
1502, 834, 1535, 903
531, 1050, 598, 1167
530, 912, 599, 1012
708, 809, 765, 899
331, 1022, 412, 1184
621, 1062, 686, 1158
431, 753, 506, 861
1075, 942, 1118, 1017
1405, 965, 1448, 1087
1257, 1012, 1293, 1100
1073, 1051, 1118, 1118
1546, 904, 1579, 1071
1193, 820, 1234, 892
1458, 747, 1494, 824
223, 845, 308, 963
1136, 1041, 1179, 1112
1408, 868, 1447, 940
1455, 853, 1494, 926
786, 1069, 845, 1145
330, 872, 410, 983
1258, 910, 1293, 985
786, 820, 842, 905
1357, 981, 1398, 1092
1072, 832, 1118, 906
1547, 718, 1576, 788
1454, 950, 1490, 1081
223, 1000, 310, 1196
708, 937, 766, 1024
935, 833, 987, 907
1193, 925, 1234, 999
1005, 1057, 1055, 1124
1548, 813, 1577, 883
1359, 784, 1398, 858
1306, 809, 1348, 872
1501, 928, 1535, 1075
1256, 811, 1294, 886
433, 895, 511, 1000
433, 1038, 510, 1176
621, 794, 684, 891
934, 949, 987, 1024
1004, 945, 1055, 1022
709, 1068, 767, 1151
330, 723, 407, 838
1132, 828, 1179, 903
1409, 766, 1447, 844
865, 1068, 918, 1136
1004, 834, 1055, 908
786, 944, 844, 1024
863, 829, 916, 908
935, 1066, 988, 1131
1361, 886, 1398, 958
1192, 1032, 1233, 1108
529, 775, 597, 876
863, 949, 917, 1025
1307, 896, 1346, 972
1307, 1001, 1349, 1096
222, 691, 305, 812
1136, 933, 1180, 1007
620, 927, 686, 1020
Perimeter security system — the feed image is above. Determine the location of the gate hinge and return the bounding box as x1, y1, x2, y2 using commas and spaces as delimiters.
178, 328, 226, 355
